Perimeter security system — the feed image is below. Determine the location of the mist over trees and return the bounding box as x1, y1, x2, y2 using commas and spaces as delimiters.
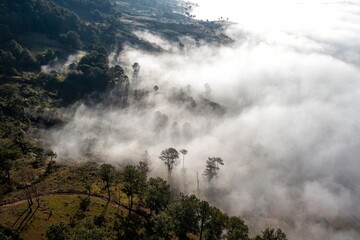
204, 157, 224, 182
159, 147, 179, 185
38, 159, 282, 240
0, 0, 293, 239
180, 148, 188, 169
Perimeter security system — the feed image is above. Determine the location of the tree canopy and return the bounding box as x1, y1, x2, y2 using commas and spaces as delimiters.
203, 157, 224, 182
159, 147, 179, 173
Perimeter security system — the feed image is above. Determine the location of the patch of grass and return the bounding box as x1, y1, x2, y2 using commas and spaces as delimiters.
0, 195, 119, 240
2, 159, 134, 206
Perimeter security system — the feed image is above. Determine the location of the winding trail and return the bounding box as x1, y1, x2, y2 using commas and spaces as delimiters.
0, 192, 131, 212
0, 191, 149, 235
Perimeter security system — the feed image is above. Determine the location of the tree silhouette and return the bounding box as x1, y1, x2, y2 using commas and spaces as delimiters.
145, 177, 171, 215
0, 138, 22, 188
225, 216, 250, 240
121, 165, 146, 217
60, 31, 82, 50
167, 195, 200, 240
149, 212, 174, 240
256, 228, 287, 240
203, 157, 224, 182
46, 222, 68, 240
199, 201, 211, 240
159, 148, 179, 185
179, 149, 188, 169
138, 150, 150, 176
203, 207, 227, 240
99, 164, 115, 202
179, 149, 188, 192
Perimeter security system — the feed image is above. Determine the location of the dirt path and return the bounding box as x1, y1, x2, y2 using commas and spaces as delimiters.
0, 192, 129, 211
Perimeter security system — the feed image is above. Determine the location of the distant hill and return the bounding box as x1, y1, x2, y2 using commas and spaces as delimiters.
0, 0, 232, 51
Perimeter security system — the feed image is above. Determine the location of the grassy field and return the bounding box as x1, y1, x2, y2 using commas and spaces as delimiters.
0, 195, 121, 240
0, 159, 147, 240
2, 160, 128, 205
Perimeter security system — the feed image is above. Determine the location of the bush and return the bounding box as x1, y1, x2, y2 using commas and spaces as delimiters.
46, 222, 68, 240
79, 198, 91, 211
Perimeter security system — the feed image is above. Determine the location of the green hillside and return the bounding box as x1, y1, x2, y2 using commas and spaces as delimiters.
0, 0, 286, 239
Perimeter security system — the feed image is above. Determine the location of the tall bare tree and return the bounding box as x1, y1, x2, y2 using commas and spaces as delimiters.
179, 149, 188, 192
179, 149, 188, 169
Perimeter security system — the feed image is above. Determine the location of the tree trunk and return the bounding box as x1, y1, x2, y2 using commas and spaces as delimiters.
183, 155, 185, 169
6, 170, 12, 190
126, 195, 133, 227
168, 168, 172, 188
107, 183, 111, 203
199, 217, 204, 240
130, 195, 133, 213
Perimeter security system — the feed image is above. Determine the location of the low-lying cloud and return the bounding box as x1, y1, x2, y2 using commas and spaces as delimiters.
41, 51, 86, 73
49, 1, 360, 239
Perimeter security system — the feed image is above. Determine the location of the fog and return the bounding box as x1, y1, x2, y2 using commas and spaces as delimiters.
41, 51, 86, 73
49, 1, 360, 239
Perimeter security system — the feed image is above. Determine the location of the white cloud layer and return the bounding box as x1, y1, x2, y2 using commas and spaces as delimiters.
49, 1, 360, 239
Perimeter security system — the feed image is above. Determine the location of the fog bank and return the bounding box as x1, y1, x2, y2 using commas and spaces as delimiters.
49, 1, 360, 239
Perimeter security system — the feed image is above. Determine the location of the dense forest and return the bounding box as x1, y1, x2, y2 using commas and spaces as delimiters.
0, 0, 286, 239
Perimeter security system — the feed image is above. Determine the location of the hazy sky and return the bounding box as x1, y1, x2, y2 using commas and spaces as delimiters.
50, 1, 360, 239
193, 0, 359, 31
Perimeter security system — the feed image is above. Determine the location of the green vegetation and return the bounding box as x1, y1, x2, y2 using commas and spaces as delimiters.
145, 177, 170, 215
120, 165, 146, 218
0, 158, 287, 240
0, 194, 119, 240
159, 147, 180, 182
0, 0, 286, 239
